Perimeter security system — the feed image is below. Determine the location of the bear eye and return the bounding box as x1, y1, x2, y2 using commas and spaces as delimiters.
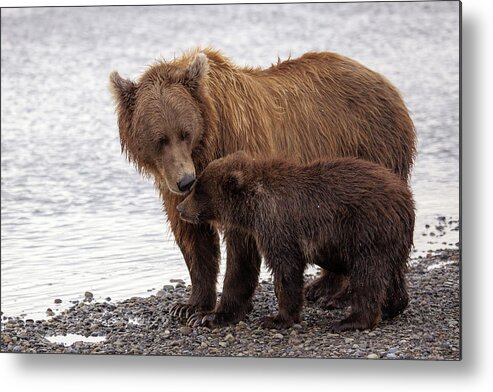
180, 131, 190, 142
158, 136, 169, 149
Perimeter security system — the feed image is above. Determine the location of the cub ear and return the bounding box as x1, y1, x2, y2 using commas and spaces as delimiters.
231, 151, 250, 160
223, 170, 244, 193
184, 53, 208, 90
109, 71, 136, 109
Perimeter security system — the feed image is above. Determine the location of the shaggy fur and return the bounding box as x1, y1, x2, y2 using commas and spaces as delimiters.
109, 48, 416, 323
177, 152, 415, 331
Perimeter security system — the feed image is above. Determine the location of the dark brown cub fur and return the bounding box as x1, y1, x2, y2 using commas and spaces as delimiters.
177, 152, 415, 331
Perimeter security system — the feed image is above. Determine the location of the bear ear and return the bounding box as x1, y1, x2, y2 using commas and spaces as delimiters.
109, 71, 136, 109
223, 170, 244, 193
231, 151, 250, 160
184, 53, 209, 90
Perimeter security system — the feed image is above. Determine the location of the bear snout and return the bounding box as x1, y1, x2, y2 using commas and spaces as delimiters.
177, 174, 196, 193
176, 201, 199, 224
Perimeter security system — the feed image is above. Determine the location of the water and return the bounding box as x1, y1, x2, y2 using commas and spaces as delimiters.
1, 2, 460, 319
45, 334, 106, 346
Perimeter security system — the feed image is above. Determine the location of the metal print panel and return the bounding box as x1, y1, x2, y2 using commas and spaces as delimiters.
1, 1, 460, 359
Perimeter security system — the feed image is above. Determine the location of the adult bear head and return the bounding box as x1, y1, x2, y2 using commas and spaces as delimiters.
109, 52, 209, 195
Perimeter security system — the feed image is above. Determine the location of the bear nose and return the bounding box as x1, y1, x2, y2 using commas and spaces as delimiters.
177, 174, 195, 193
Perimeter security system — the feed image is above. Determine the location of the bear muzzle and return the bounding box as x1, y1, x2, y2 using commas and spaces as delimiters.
177, 174, 196, 193
176, 201, 199, 224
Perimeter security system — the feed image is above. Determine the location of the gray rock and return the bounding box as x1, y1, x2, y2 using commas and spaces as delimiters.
179, 326, 193, 335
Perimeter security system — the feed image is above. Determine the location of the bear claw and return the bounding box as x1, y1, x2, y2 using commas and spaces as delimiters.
186, 312, 204, 327
169, 303, 196, 319
186, 311, 232, 328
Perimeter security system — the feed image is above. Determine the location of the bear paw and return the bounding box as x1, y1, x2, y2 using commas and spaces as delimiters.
316, 296, 349, 310
304, 274, 349, 304
304, 279, 327, 302
330, 314, 378, 332
186, 311, 233, 328
261, 315, 295, 330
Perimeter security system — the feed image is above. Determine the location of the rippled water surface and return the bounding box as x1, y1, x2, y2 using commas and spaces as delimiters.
1, 2, 460, 318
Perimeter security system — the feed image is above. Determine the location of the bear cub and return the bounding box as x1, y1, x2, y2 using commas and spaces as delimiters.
177, 152, 415, 331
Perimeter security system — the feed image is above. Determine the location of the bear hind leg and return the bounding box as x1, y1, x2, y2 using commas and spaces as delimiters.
331, 257, 386, 332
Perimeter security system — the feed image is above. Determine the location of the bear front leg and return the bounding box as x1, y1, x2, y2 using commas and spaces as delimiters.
187, 229, 261, 327
261, 255, 305, 330
165, 194, 220, 320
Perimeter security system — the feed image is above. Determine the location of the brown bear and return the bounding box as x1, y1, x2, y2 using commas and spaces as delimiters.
177, 152, 415, 331
109, 48, 416, 326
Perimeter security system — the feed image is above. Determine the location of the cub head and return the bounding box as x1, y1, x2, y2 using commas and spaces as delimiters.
109, 52, 209, 195
176, 151, 252, 225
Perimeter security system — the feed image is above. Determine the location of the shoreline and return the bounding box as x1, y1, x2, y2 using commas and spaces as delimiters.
1, 247, 460, 360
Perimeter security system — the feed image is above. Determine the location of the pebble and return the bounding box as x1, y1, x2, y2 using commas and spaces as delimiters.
0, 247, 459, 359
179, 326, 193, 335
236, 321, 248, 330
54, 299, 62, 304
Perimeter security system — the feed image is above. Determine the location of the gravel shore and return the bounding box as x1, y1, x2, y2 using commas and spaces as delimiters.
1, 247, 460, 360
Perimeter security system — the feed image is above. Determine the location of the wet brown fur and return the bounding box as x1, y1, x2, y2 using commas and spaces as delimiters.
109, 48, 416, 323
178, 153, 415, 331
